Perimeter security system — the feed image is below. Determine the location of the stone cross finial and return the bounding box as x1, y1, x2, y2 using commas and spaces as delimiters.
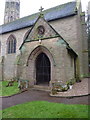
39, 6, 44, 12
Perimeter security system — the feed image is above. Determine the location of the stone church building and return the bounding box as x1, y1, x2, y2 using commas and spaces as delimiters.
0, 0, 88, 88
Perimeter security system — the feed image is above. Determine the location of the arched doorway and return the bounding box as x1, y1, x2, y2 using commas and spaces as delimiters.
36, 52, 51, 85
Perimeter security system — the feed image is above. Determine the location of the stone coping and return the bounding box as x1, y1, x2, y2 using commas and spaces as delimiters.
50, 93, 90, 98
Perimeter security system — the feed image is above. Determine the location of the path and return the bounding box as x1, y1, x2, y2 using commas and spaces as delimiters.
0, 78, 89, 110
1, 89, 89, 110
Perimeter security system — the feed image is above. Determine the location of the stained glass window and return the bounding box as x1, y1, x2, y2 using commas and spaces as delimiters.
7, 35, 16, 54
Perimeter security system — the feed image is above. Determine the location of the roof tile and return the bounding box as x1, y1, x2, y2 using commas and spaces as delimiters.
0, 1, 77, 34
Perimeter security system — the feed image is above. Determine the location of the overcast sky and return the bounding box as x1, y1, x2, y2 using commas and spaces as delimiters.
0, 0, 89, 25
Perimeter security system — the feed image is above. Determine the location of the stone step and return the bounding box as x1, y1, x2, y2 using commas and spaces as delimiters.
32, 85, 50, 91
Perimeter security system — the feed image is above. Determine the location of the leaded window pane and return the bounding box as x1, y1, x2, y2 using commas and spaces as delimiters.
7, 35, 16, 54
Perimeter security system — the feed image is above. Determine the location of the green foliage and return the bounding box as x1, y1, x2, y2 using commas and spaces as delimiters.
2, 101, 89, 118
66, 78, 76, 86
0, 81, 19, 96
80, 12, 85, 16
52, 82, 69, 93
51, 89, 57, 95
76, 74, 81, 82
80, 73, 90, 78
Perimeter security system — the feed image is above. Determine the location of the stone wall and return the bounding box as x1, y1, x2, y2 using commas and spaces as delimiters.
4, 54, 16, 80
0, 13, 88, 80
18, 37, 75, 85
0, 57, 2, 80
0, 28, 30, 80
50, 15, 88, 75
81, 13, 88, 75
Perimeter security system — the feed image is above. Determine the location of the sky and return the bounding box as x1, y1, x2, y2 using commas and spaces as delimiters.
0, 0, 90, 25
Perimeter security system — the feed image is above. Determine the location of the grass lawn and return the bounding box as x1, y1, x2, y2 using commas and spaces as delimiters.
0, 110, 2, 120
2, 101, 89, 118
0, 81, 19, 96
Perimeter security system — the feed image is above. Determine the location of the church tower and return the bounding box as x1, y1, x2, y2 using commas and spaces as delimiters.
4, 0, 20, 24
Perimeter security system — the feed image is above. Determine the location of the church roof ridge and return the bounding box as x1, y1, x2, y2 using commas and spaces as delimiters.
0, 1, 77, 34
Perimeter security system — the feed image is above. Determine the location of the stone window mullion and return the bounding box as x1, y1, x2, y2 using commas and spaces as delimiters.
7, 35, 16, 54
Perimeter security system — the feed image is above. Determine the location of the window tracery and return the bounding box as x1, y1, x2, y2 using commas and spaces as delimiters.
7, 35, 16, 54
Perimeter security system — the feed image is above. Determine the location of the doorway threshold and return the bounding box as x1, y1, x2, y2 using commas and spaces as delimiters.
33, 85, 50, 91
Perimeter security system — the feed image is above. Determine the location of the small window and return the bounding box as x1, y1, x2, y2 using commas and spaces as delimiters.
7, 35, 16, 54
37, 25, 45, 35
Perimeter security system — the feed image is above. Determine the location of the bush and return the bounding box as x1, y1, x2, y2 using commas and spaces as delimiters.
51, 81, 69, 94
66, 78, 76, 86
80, 73, 90, 78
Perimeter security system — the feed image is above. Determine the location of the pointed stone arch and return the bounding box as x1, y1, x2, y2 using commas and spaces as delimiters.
26, 45, 56, 86
7, 34, 17, 54
27, 45, 55, 66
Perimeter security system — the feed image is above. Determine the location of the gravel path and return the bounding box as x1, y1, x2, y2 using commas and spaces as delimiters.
51, 78, 89, 97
